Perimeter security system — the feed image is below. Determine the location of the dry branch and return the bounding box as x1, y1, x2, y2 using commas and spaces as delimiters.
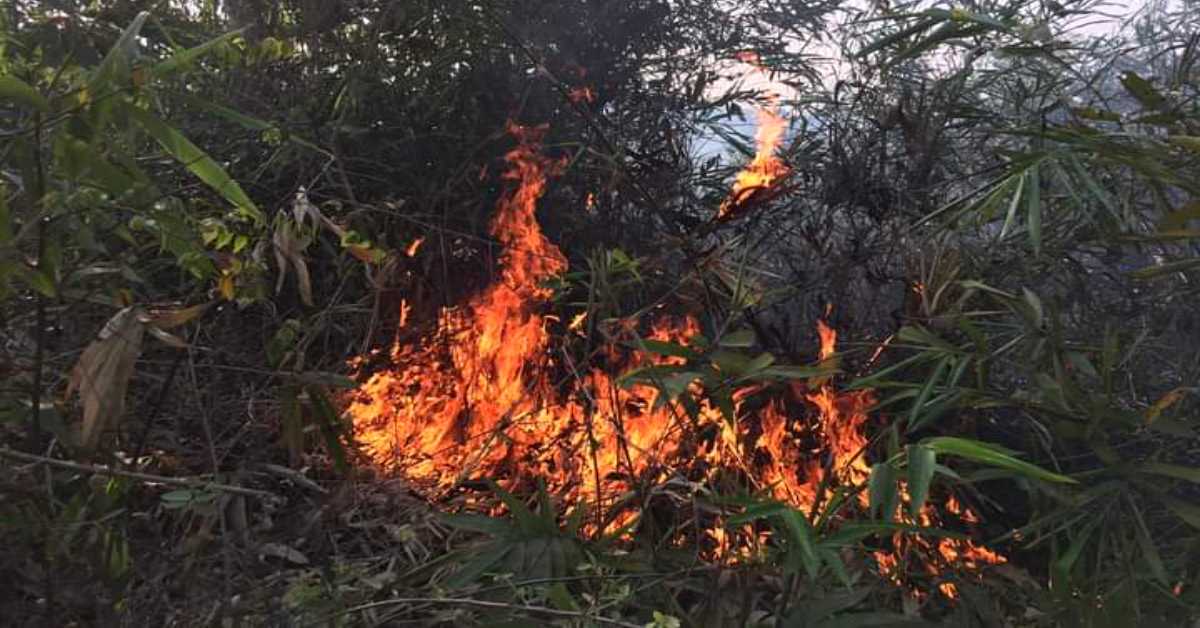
0, 447, 279, 500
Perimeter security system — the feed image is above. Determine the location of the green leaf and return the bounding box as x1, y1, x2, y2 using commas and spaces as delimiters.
1161, 496, 1200, 530
656, 371, 701, 403
923, 436, 1077, 483
1120, 71, 1166, 109
998, 171, 1025, 238
89, 11, 149, 93
53, 132, 136, 195
718, 328, 756, 348
440, 513, 511, 536
779, 507, 821, 579
856, 17, 940, 58
1167, 136, 1200, 154
0, 185, 11, 245
760, 364, 839, 380
868, 463, 899, 522
152, 29, 245, 78
906, 356, 949, 433
906, 445, 937, 519
1071, 107, 1120, 122
1022, 287, 1044, 329
0, 75, 48, 111
307, 385, 349, 474
160, 489, 197, 509
447, 544, 510, 588
635, 338, 699, 361
126, 104, 263, 223
1129, 257, 1200, 280
1138, 462, 1200, 484
1026, 163, 1041, 255
1129, 497, 1169, 586
1052, 518, 1099, 591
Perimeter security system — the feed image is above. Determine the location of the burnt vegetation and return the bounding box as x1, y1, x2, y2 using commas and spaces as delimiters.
1, 0, 1199, 626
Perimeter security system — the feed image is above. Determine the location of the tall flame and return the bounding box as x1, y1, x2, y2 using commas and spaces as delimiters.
348, 123, 1003, 597
348, 125, 705, 508
717, 54, 790, 221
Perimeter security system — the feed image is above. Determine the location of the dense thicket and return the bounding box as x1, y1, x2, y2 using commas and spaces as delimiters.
2, 0, 1198, 626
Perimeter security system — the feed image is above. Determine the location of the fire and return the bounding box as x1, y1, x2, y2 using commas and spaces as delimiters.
347, 123, 1003, 597
348, 124, 708, 510
717, 53, 789, 221
569, 85, 596, 104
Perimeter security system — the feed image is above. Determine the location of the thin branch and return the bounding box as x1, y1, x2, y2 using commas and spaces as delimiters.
0, 447, 279, 500
326, 597, 644, 628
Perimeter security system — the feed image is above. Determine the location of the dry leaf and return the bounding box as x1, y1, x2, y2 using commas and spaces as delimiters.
272, 219, 313, 306
147, 302, 211, 329
147, 325, 188, 348
66, 307, 146, 450
218, 272, 235, 301
1146, 388, 1189, 424
258, 542, 309, 565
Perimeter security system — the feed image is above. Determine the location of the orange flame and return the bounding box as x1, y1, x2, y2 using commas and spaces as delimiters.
569, 86, 596, 104
718, 54, 789, 221
347, 123, 1003, 597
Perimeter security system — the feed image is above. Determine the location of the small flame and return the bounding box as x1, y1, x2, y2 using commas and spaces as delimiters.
569, 86, 596, 104
405, 237, 425, 257
718, 53, 789, 221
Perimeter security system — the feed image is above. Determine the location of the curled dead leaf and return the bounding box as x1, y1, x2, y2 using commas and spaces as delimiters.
272, 218, 313, 306
147, 325, 188, 348
258, 542, 309, 565
147, 302, 211, 329
67, 307, 146, 450
218, 272, 235, 301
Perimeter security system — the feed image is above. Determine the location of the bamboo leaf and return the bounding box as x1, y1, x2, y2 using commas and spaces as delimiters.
1129, 257, 1200, 280
923, 436, 1077, 483
906, 445, 937, 519
779, 507, 821, 580
868, 463, 899, 522
1167, 136, 1200, 154
906, 356, 949, 433
1138, 462, 1200, 484
1120, 71, 1166, 109
90, 11, 149, 93
152, 28, 245, 78
1026, 163, 1041, 255
856, 17, 940, 57
1161, 496, 1200, 530
0, 75, 48, 111
999, 171, 1025, 238
126, 104, 263, 223
718, 328, 756, 348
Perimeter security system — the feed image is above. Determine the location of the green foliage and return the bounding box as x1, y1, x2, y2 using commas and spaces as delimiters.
2, 0, 1199, 625
441, 483, 586, 589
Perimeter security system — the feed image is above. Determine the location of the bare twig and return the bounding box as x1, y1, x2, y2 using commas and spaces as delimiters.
0, 447, 279, 500
324, 597, 643, 628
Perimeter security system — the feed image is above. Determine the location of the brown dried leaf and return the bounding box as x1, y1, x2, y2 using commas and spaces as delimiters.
66, 307, 146, 450
272, 219, 313, 306
146, 302, 211, 329
146, 325, 188, 348
258, 542, 308, 565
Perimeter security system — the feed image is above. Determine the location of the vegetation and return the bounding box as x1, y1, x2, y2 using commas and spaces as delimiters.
1, 0, 1198, 626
